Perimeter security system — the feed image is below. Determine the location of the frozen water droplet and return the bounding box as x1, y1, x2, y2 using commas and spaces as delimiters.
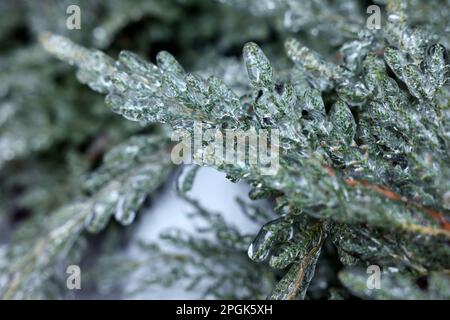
247, 217, 292, 262
443, 191, 450, 210
85, 202, 110, 233
84, 190, 119, 233
156, 51, 184, 76
185, 73, 208, 108
118, 50, 161, 86
105, 94, 125, 114
114, 196, 137, 226
388, 13, 400, 23
269, 243, 301, 269
243, 42, 273, 87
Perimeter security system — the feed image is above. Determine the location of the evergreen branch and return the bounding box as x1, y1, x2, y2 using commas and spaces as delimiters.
268, 222, 326, 300
0, 135, 172, 299
12, 0, 448, 299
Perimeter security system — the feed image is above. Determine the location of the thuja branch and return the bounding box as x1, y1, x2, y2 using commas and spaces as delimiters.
38, 0, 450, 299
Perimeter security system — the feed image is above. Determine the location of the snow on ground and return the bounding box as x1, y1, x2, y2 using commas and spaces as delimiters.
127, 166, 262, 299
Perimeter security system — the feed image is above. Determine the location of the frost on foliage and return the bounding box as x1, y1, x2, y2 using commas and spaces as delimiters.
41, 0, 450, 300
40, 33, 246, 129
247, 215, 324, 271
0, 203, 88, 299
339, 267, 450, 300
330, 224, 450, 272
90, 166, 274, 299
0, 44, 135, 170
0, 47, 81, 167
0, 150, 88, 218
0, 0, 149, 173
0, 134, 172, 299
249, 214, 325, 300
221, 0, 365, 46
83, 135, 172, 231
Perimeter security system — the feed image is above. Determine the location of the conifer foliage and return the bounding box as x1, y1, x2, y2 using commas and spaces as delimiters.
0, 0, 450, 299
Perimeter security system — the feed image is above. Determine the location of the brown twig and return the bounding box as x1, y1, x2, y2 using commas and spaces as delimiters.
326, 166, 450, 231
286, 226, 325, 300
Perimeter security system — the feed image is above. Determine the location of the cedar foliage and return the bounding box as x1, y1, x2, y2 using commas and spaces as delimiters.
0, 0, 449, 299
